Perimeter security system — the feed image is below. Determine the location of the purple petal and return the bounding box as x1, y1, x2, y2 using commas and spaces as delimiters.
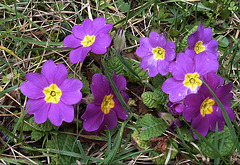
91, 73, 111, 104
199, 27, 213, 43
162, 77, 188, 102
208, 109, 225, 132
194, 54, 219, 76
136, 46, 152, 58
41, 60, 56, 84
112, 71, 127, 91
157, 60, 169, 76
25, 99, 50, 124
63, 34, 82, 48
20, 81, 44, 99
205, 39, 218, 56
72, 25, 86, 39
92, 17, 113, 34
139, 37, 152, 50
54, 63, 68, 85
140, 56, 158, 77
191, 114, 209, 138
164, 44, 176, 62
91, 33, 111, 54
149, 31, 166, 48
183, 94, 203, 122
112, 92, 129, 119
81, 103, 104, 132
59, 79, 83, 105
99, 110, 118, 130
48, 101, 74, 126
187, 30, 199, 49
25, 73, 48, 89
169, 53, 195, 80
69, 46, 91, 63
82, 19, 93, 35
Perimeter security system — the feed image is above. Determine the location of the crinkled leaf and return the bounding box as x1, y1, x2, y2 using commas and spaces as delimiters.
131, 130, 149, 149
138, 114, 168, 141
198, 126, 235, 159
141, 91, 158, 108
31, 130, 45, 141
153, 86, 168, 106
46, 133, 78, 165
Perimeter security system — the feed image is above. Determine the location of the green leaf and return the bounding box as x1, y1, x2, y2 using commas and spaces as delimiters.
31, 131, 45, 141
131, 130, 149, 149
216, 35, 229, 47
80, 74, 90, 96
141, 92, 158, 108
105, 56, 126, 76
153, 86, 168, 106
117, 0, 130, 12
198, 126, 235, 159
138, 114, 168, 141
46, 134, 78, 165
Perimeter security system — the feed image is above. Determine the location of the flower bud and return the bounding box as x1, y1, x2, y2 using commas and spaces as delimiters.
114, 29, 126, 53
167, 101, 185, 115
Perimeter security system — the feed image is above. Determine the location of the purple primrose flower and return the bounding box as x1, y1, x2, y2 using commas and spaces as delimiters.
63, 17, 113, 64
20, 60, 83, 126
183, 72, 235, 138
187, 24, 218, 59
136, 31, 176, 77
81, 71, 129, 133
162, 50, 219, 102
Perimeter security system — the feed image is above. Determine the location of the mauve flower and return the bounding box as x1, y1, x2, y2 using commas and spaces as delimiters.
167, 101, 185, 115
183, 72, 234, 138
162, 50, 219, 102
136, 31, 176, 77
20, 60, 83, 126
63, 17, 113, 64
187, 24, 218, 59
81, 71, 129, 133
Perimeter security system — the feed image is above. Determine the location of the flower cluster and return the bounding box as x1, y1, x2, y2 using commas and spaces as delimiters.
20, 17, 130, 132
136, 24, 234, 138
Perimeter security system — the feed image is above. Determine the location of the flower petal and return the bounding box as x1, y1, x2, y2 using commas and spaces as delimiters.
60, 78, 83, 105
183, 93, 203, 122
48, 101, 74, 126
112, 92, 129, 119
187, 30, 199, 49
169, 52, 195, 80
99, 110, 118, 130
20, 81, 44, 99
91, 73, 111, 104
72, 25, 86, 39
191, 114, 209, 138
162, 77, 188, 102
91, 33, 111, 54
54, 63, 68, 85
25, 99, 50, 124
63, 34, 82, 48
112, 71, 127, 91
81, 103, 104, 132
149, 31, 166, 48
25, 73, 48, 89
41, 60, 56, 84
157, 60, 169, 76
69, 46, 91, 63
194, 53, 219, 76
92, 17, 113, 34
136, 46, 152, 58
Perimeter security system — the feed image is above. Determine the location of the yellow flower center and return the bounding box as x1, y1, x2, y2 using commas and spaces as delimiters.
194, 41, 205, 54
152, 47, 165, 60
81, 35, 95, 47
200, 97, 215, 117
183, 73, 202, 91
43, 84, 62, 104
101, 94, 115, 114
